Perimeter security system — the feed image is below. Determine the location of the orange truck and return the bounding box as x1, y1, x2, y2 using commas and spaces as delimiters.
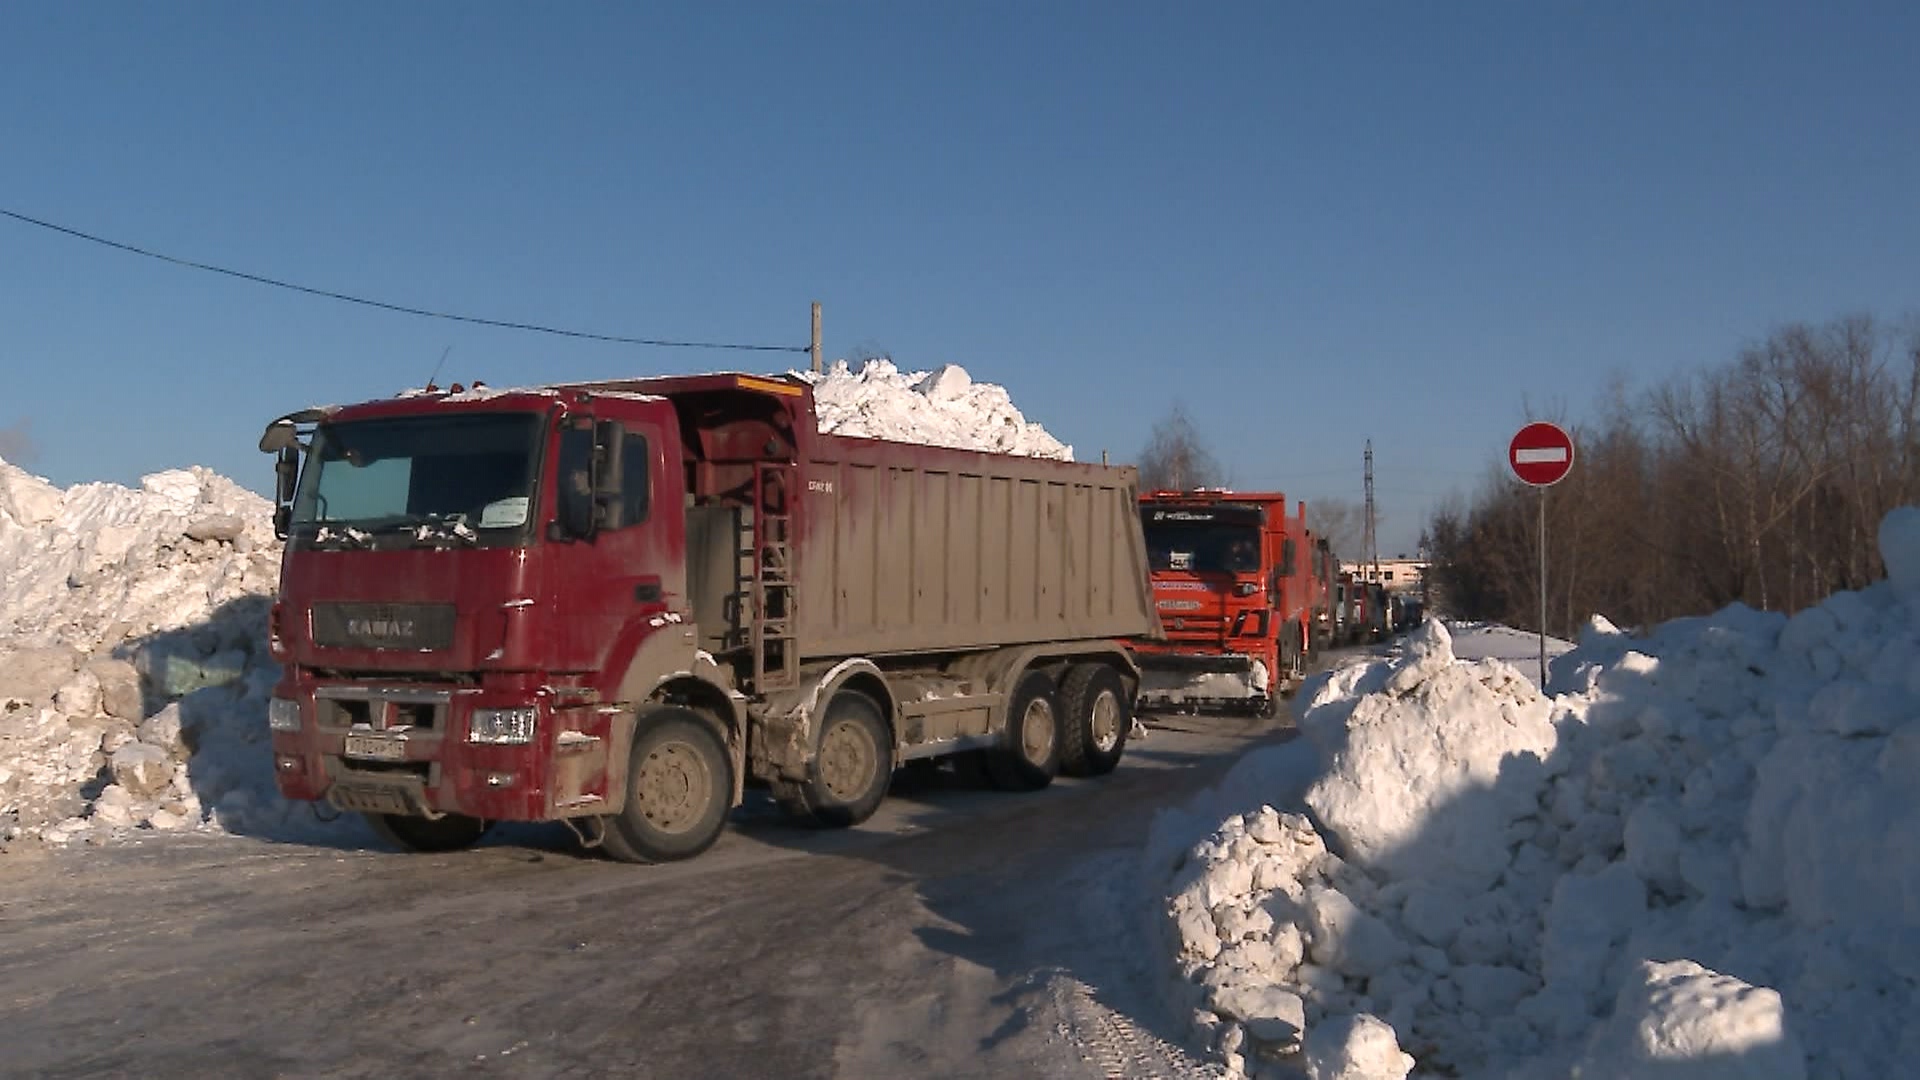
1133, 491, 1316, 717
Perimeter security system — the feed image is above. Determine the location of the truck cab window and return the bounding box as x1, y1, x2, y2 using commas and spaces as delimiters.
616, 436, 650, 528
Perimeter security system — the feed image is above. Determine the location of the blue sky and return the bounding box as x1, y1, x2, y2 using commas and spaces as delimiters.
3, 3, 1916, 555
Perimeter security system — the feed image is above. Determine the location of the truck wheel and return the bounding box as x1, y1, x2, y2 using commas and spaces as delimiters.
600, 707, 733, 864
985, 670, 1061, 791
1058, 664, 1130, 778
364, 812, 489, 853
775, 690, 892, 828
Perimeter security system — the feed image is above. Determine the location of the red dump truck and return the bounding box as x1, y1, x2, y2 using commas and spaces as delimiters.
1132, 491, 1314, 716
1309, 535, 1339, 653
257, 373, 1159, 862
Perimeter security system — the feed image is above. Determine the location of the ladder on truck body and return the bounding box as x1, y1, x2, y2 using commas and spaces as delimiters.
737, 461, 799, 691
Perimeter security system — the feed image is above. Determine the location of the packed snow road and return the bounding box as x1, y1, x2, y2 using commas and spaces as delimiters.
0, 710, 1291, 1080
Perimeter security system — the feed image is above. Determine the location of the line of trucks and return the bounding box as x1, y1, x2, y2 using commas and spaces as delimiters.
256, 371, 1417, 862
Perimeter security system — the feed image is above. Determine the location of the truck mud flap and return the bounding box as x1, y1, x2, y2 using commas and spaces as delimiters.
326, 777, 428, 817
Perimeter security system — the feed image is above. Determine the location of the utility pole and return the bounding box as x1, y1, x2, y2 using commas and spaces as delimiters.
1363, 440, 1380, 585
810, 302, 822, 375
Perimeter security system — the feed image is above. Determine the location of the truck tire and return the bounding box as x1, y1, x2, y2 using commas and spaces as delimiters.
985, 670, 1061, 792
774, 690, 892, 828
364, 812, 489, 853
1058, 664, 1130, 778
600, 707, 733, 864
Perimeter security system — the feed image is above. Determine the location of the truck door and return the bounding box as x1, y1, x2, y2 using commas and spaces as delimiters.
548, 415, 686, 677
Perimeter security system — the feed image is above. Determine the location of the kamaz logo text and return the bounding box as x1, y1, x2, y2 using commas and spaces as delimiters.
347, 618, 417, 640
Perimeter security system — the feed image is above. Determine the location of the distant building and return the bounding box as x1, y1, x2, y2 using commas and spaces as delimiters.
1342, 557, 1429, 595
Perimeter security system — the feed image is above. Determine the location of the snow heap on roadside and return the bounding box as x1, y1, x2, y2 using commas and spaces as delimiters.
800, 359, 1073, 460
0, 455, 305, 846
1, 457, 279, 650
1155, 508, 1920, 1079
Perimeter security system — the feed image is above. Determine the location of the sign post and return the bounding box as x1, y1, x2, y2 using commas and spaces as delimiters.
1508, 422, 1575, 688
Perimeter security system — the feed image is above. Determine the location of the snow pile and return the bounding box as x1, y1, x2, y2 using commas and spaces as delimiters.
1157, 515, 1920, 1077
800, 359, 1073, 460
0, 456, 318, 847
1, 457, 279, 650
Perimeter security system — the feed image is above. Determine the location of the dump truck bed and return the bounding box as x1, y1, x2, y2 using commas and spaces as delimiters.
792, 434, 1158, 659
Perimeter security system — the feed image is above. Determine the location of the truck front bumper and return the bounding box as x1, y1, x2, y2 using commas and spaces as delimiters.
270, 678, 563, 822
1135, 652, 1272, 711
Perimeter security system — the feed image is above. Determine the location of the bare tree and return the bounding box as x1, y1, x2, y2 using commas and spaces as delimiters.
0, 419, 36, 465
1308, 498, 1364, 555
1430, 312, 1920, 632
1136, 404, 1222, 491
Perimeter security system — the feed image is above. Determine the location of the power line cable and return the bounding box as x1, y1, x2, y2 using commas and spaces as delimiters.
0, 207, 809, 354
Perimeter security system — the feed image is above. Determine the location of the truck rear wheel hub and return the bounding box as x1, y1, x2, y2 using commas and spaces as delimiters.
1089, 691, 1121, 754
1020, 699, 1056, 762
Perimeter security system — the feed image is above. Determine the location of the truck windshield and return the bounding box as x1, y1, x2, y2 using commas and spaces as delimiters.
291, 413, 543, 544
1143, 522, 1261, 574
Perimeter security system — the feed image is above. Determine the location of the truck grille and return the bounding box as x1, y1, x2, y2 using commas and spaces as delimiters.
314, 685, 455, 731
1163, 613, 1229, 640
312, 603, 456, 651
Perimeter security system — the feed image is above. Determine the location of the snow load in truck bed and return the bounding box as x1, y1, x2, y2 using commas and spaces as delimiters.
798, 359, 1072, 460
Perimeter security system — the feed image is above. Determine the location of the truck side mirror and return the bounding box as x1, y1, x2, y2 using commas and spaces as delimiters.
272, 446, 299, 540
594, 420, 625, 498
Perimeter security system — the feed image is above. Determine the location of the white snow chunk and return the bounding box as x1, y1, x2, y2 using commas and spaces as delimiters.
1573, 959, 1806, 1079
1303, 1013, 1416, 1080
108, 742, 173, 799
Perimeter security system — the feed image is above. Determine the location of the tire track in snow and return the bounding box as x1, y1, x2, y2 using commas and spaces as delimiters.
1053, 974, 1223, 1080
1043, 852, 1223, 1079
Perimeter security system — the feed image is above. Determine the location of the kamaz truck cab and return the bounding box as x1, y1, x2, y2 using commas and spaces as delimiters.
1131, 491, 1312, 716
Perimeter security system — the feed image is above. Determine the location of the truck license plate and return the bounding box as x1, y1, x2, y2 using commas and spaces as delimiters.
344, 732, 408, 761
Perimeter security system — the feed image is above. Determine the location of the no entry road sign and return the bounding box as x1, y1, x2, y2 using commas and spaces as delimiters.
1510, 422, 1575, 487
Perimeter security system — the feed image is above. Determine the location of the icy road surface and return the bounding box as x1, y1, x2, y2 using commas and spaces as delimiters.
0, 711, 1290, 1079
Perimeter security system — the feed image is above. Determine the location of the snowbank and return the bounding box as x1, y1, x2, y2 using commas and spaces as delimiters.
1157, 533, 1920, 1076
1, 360, 1072, 850
0, 458, 279, 651
799, 359, 1073, 460
0, 457, 316, 847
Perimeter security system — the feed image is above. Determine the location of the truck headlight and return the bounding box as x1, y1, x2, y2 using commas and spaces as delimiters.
469, 707, 537, 745
268, 697, 302, 732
